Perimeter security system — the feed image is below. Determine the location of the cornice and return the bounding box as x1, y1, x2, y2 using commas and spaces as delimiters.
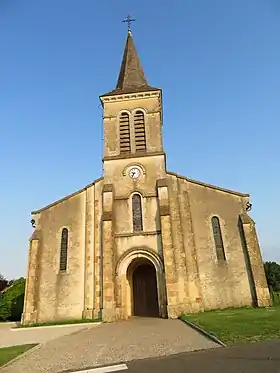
115, 230, 161, 238
114, 191, 157, 200
100, 90, 161, 104
103, 151, 166, 162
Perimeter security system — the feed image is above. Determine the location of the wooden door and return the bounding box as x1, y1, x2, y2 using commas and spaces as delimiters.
132, 264, 159, 317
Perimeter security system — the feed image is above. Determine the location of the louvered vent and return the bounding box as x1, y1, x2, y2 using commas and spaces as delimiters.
134, 110, 146, 151
119, 112, 131, 153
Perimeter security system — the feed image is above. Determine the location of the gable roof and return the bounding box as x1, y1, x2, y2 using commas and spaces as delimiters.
31, 177, 103, 214
167, 171, 249, 197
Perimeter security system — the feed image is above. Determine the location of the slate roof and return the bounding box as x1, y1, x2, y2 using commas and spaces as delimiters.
101, 31, 159, 97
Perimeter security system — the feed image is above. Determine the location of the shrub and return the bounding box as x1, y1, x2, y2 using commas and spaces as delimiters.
271, 291, 280, 307
0, 278, 25, 321
264, 261, 280, 291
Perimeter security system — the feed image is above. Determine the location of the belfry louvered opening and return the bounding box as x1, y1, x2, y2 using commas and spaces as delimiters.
119, 112, 131, 153
134, 110, 146, 151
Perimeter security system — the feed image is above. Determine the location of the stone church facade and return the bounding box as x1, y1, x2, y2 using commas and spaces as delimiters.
22, 31, 270, 324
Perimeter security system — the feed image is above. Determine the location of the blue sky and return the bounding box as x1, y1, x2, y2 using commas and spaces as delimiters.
1, 0, 279, 279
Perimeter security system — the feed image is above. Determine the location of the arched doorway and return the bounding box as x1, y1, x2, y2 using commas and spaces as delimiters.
129, 259, 159, 317
116, 248, 167, 319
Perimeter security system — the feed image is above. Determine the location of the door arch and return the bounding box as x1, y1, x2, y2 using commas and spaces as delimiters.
115, 248, 167, 319
130, 258, 159, 317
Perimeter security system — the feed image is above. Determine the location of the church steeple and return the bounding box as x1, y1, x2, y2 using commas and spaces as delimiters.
101, 30, 158, 96
116, 30, 149, 91
100, 21, 163, 161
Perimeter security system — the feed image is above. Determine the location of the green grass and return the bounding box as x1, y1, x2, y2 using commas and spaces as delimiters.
181, 306, 280, 345
0, 344, 37, 367
19, 318, 100, 328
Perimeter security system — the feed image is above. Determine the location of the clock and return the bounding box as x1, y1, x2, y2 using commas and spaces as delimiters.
129, 167, 141, 179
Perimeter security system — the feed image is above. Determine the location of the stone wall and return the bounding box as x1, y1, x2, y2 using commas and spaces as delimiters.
22, 179, 104, 324
101, 91, 163, 159
165, 172, 270, 314
36, 192, 86, 322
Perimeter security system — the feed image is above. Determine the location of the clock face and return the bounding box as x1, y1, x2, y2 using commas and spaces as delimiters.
129, 167, 141, 179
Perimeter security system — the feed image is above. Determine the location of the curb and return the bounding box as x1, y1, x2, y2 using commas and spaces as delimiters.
11, 322, 101, 331
0, 344, 40, 371
179, 317, 227, 347
0, 322, 17, 327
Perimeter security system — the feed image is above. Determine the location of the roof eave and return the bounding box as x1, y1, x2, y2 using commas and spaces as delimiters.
31, 177, 104, 215
167, 171, 249, 197
100, 86, 161, 99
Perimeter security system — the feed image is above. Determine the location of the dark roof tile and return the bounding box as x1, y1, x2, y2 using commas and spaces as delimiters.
101, 31, 159, 97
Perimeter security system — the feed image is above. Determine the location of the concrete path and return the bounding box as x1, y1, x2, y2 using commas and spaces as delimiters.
0, 322, 98, 348
1, 318, 218, 373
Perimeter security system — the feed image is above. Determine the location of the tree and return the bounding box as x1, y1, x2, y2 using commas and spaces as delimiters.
264, 261, 280, 292
0, 274, 8, 292
0, 277, 26, 321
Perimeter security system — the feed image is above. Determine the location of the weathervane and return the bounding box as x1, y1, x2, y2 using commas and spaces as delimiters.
122, 14, 135, 32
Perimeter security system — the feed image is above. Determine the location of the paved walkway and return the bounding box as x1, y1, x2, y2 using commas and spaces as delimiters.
0, 322, 98, 348
1, 318, 218, 373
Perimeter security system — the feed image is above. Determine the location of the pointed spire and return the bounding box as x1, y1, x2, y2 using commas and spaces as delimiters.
116, 30, 149, 91
101, 31, 158, 96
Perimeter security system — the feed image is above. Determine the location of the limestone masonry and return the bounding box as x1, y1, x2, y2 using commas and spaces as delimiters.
22, 31, 270, 324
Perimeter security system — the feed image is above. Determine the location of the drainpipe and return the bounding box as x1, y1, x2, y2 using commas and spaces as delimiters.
98, 213, 103, 321
98, 103, 104, 322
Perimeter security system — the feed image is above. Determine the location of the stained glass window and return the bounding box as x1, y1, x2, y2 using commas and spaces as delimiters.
132, 194, 143, 232
60, 228, 68, 271
211, 216, 226, 261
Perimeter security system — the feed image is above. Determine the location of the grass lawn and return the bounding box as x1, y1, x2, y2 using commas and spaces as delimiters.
19, 318, 100, 328
0, 344, 37, 367
181, 306, 280, 345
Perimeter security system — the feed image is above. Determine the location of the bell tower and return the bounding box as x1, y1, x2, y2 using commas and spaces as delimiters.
99, 26, 168, 322
99, 29, 166, 184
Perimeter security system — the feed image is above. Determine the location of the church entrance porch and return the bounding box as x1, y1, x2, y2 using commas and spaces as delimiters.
131, 260, 159, 317
115, 248, 167, 320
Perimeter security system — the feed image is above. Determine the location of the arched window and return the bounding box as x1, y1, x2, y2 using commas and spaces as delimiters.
119, 112, 131, 153
59, 228, 68, 271
211, 216, 226, 262
132, 194, 143, 232
134, 110, 146, 151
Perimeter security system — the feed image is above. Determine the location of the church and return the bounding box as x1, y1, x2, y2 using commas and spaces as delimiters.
22, 29, 271, 324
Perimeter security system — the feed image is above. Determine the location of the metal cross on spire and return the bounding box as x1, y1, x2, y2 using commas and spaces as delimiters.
122, 14, 135, 32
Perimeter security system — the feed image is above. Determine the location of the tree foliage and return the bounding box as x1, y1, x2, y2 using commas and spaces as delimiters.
264, 261, 280, 292
0, 274, 8, 292
0, 277, 25, 321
